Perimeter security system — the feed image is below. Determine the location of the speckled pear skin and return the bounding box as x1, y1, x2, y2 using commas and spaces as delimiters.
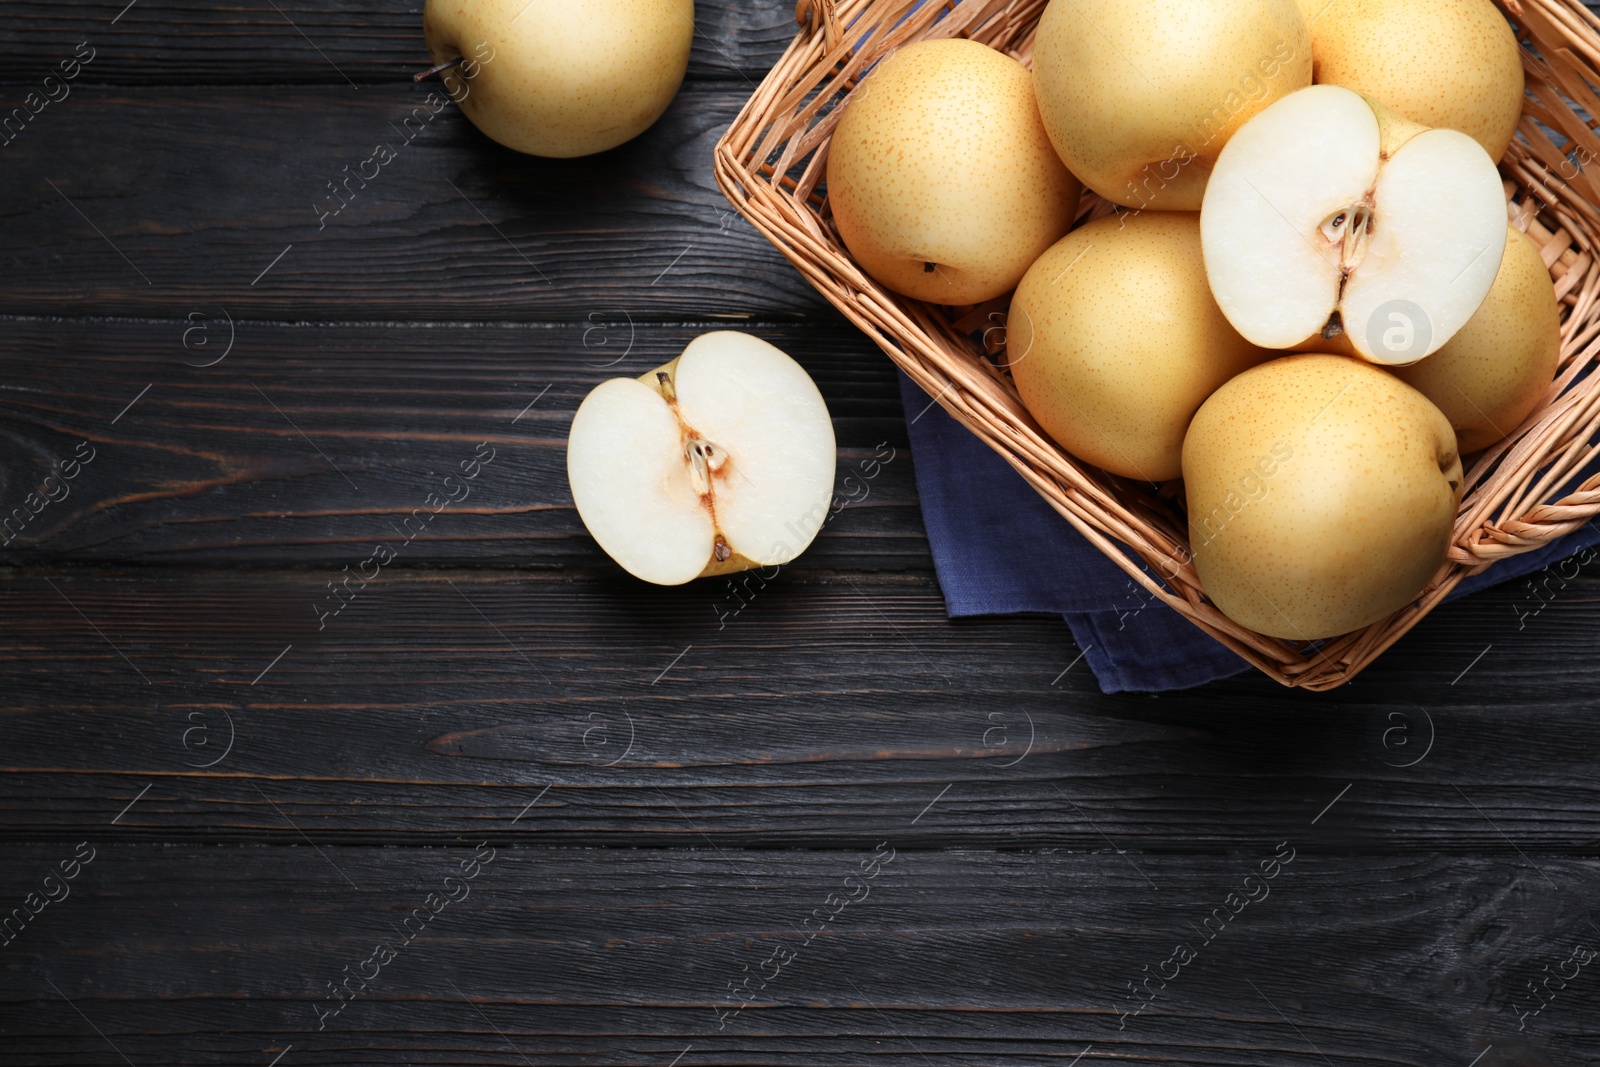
826, 38, 1082, 306
1008, 212, 1272, 482
1032, 0, 1312, 212
424, 0, 693, 159
1394, 225, 1561, 454
1183, 354, 1463, 640
1298, 0, 1524, 161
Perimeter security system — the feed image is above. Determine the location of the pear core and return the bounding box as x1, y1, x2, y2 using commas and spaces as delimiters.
640, 359, 743, 574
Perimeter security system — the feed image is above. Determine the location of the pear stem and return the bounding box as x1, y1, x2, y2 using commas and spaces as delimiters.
656, 371, 678, 404
414, 56, 465, 83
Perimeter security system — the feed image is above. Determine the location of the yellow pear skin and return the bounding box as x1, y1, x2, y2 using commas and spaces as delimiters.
828, 38, 1082, 305
1298, 0, 1524, 161
1183, 355, 1463, 640
1033, 0, 1311, 211
423, 0, 692, 158
1393, 225, 1561, 453
1009, 212, 1272, 481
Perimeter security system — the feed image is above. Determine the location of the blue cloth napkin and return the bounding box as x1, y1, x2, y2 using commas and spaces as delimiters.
898, 371, 1600, 692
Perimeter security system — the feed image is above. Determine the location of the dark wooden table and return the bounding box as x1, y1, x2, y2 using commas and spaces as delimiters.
3, 3, 1598, 1064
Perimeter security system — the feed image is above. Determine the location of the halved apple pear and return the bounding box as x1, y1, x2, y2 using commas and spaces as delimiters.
1200, 85, 1507, 365
566, 332, 837, 586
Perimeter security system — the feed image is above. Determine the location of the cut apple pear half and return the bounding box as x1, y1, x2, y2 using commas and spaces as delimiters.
566, 331, 837, 586
1200, 85, 1508, 366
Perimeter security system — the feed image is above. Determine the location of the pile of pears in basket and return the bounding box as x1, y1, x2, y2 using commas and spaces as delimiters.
829, 0, 1554, 640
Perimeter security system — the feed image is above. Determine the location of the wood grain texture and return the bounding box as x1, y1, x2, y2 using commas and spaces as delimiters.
0, 320, 916, 565
6, 3, 1600, 1065
0, 846, 1595, 1066
0, 89, 826, 321
3, 567, 1600, 848
0, 0, 797, 85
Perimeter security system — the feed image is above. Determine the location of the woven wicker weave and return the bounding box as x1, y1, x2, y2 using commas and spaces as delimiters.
714, 0, 1600, 689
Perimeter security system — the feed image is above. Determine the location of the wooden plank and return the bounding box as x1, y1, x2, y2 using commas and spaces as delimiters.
0, 320, 918, 566
0, 88, 826, 320
0, 0, 798, 85
6, 4, 1598, 1066
3, 567, 1600, 848
0, 845, 1594, 1065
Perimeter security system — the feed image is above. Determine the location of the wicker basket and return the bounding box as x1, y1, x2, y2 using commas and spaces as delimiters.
714, 0, 1600, 689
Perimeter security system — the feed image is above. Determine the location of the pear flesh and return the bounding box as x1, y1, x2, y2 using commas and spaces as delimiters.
566, 333, 837, 586
1201, 85, 1507, 365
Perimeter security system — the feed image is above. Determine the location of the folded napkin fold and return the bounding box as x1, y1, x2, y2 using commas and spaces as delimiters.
898, 371, 1600, 692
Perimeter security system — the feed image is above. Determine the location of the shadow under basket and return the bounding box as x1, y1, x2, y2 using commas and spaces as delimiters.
714, 0, 1600, 689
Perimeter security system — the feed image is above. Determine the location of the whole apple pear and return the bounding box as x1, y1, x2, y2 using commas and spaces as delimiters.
1009, 212, 1272, 482
1183, 355, 1462, 640
1032, 0, 1311, 211
827, 38, 1081, 305
1393, 225, 1561, 453
423, 0, 692, 158
1296, 0, 1524, 161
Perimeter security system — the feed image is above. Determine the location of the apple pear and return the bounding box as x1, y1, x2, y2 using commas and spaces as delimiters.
1298, 0, 1524, 161
827, 38, 1081, 305
1393, 224, 1561, 453
1183, 354, 1463, 640
1202, 85, 1507, 364
1008, 212, 1272, 481
567, 332, 837, 586
423, 0, 692, 158
1032, 0, 1311, 212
